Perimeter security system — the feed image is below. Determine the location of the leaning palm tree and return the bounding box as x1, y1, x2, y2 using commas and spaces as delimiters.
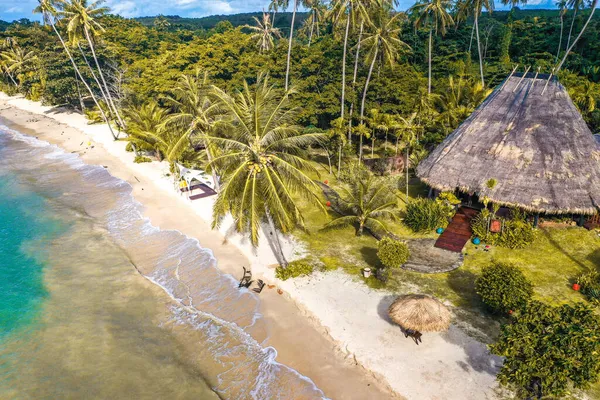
555, 0, 568, 63
358, 0, 410, 161
457, 0, 494, 87
243, 12, 282, 53
33, 0, 116, 139
556, 0, 597, 72
163, 70, 222, 191
565, 0, 585, 50
58, 0, 125, 130
324, 173, 398, 236
278, 0, 307, 91
409, 0, 454, 95
208, 74, 326, 266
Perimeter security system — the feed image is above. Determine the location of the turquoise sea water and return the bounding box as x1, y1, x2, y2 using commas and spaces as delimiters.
0, 174, 63, 337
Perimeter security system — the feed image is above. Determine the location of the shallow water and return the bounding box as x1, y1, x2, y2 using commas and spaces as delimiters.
0, 125, 325, 399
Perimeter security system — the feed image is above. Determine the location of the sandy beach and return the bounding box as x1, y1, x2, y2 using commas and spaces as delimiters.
0, 92, 503, 400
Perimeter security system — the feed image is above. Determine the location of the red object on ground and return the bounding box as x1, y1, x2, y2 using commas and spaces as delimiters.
508, 310, 513, 315
324, 180, 329, 185
326, 201, 331, 207
573, 283, 581, 291
490, 219, 502, 233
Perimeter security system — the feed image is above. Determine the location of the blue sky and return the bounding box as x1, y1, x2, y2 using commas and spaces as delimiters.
0, 0, 558, 22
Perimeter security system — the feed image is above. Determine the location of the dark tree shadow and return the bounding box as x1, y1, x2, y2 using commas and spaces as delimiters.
359, 246, 379, 266
588, 248, 600, 270
377, 294, 398, 326
441, 326, 503, 375
542, 228, 587, 269
446, 269, 480, 308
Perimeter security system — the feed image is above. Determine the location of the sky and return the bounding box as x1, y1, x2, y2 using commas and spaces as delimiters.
0, 0, 558, 23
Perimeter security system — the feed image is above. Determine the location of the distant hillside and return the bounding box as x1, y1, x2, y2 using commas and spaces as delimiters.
135, 12, 309, 33
0, 20, 9, 31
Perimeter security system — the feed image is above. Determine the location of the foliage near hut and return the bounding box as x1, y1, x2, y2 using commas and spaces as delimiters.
404, 198, 453, 233
576, 270, 600, 304
377, 237, 410, 269
471, 209, 536, 249
490, 301, 600, 398
475, 262, 533, 314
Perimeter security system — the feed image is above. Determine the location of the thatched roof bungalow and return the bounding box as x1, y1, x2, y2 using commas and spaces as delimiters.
417, 73, 600, 215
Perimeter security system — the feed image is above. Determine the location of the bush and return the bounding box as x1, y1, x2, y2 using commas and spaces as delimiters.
404, 198, 451, 232
134, 155, 152, 163
471, 209, 536, 249
125, 142, 134, 152
377, 237, 410, 268
275, 260, 314, 281
577, 271, 600, 304
475, 262, 533, 314
490, 301, 600, 398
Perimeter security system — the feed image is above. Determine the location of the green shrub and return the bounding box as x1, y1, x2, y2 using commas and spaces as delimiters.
475, 262, 533, 314
125, 142, 134, 152
134, 155, 152, 163
377, 237, 410, 268
404, 198, 451, 232
577, 271, 600, 304
471, 209, 536, 249
275, 259, 314, 281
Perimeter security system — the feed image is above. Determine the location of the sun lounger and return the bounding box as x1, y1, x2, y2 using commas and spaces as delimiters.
253, 279, 265, 294
238, 267, 252, 288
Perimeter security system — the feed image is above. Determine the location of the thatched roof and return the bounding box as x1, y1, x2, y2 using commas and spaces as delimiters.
388, 294, 451, 332
417, 73, 600, 215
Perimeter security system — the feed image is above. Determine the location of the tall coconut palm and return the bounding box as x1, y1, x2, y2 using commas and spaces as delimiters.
0, 46, 37, 88
358, 0, 410, 161
304, 0, 325, 46
409, 0, 454, 94
278, 0, 302, 91
329, 0, 370, 122
324, 173, 398, 236
565, 0, 585, 50
555, 0, 568, 63
457, 0, 494, 87
557, 0, 597, 72
163, 70, 222, 191
394, 113, 420, 199
244, 12, 282, 53
208, 74, 326, 266
58, 0, 125, 130
33, 0, 116, 139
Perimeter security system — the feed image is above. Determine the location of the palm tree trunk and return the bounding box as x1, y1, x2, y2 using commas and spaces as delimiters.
565, 7, 578, 50
78, 44, 111, 110
308, 12, 315, 47
406, 147, 409, 201
371, 137, 374, 158
74, 70, 85, 111
428, 28, 432, 95
49, 18, 116, 139
348, 21, 364, 144
284, 0, 298, 91
556, 15, 564, 64
557, 0, 597, 72
340, 10, 351, 120
468, 23, 475, 53
357, 221, 364, 236
6, 70, 18, 86
359, 45, 378, 163
84, 27, 125, 131
337, 142, 342, 177
474, 13, 485, 87
265, 211, 288, 267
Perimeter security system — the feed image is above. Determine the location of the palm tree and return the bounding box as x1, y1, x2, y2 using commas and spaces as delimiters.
409, 0, 454, 95
153, 15, 171, 31
0, 46, 37, 88
556, 0, 568, 63
565, 0, 584, 50
358, 0, 410, 162
279, 0, 301, 91
329, 0, 370, 122
457, 0, 494, 87
59, 0, 126, 130
33, 0, 116, 139
394, 113, 419, 199
244, 12, 282, 53
124, 101, 199, 167
324, 174, 397, 236
163, 70, 222, 191
304, 0, 325, 46
208, 74, 326, 266
556, 0, 597, 72
570, 81, 597, 113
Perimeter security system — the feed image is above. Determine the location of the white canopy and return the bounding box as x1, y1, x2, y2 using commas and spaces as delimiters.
176, 163, 215, 190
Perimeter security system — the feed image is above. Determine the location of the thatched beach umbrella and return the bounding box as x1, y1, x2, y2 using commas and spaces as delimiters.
388, 294, 451, 333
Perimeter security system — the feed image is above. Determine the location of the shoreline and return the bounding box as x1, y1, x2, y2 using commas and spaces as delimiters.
0, 94, 400, 399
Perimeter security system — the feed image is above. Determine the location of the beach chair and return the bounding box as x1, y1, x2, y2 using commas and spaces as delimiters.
238, 267, 252, 289
253, 279, 265, 294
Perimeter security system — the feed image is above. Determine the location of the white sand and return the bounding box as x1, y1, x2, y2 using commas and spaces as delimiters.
0, 92, 504, 400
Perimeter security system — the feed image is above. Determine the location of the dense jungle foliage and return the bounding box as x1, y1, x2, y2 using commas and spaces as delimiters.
1, 6, 598, 152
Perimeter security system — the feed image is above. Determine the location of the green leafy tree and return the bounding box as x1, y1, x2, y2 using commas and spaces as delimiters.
409, 0, 454, 94
490, 301, 600, 398
377, 237, 410, 268
208, 74, 326, 266
325, 173, 398, 236
475, 262, 533, 314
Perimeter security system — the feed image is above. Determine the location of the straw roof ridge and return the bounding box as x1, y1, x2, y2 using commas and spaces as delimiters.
417, 73, 600, 215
